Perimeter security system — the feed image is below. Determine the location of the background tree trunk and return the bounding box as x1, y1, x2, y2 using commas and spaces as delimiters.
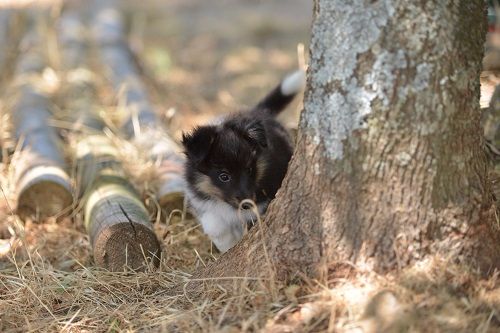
197, 0, 500, 282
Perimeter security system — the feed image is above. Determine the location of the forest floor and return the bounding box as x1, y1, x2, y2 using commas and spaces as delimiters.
0, 1, 499, 332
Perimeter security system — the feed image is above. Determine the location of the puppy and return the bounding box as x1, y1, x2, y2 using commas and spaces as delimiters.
182, 70, 305, 252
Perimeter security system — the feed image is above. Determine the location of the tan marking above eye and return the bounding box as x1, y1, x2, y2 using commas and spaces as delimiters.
256, 156, 267, 183
195, 174, 225, 200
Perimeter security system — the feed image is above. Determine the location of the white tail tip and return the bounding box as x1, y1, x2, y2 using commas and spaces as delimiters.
280, 69, 306, 96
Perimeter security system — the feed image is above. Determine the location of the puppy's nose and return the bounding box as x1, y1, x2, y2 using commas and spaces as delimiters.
236, 196, 253, 210
241, 202, 252, 210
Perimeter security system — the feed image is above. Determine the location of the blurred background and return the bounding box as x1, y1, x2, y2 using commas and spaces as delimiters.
120, 0, 312, 137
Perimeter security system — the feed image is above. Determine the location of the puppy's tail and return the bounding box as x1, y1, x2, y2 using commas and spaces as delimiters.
253, 69, 305, 116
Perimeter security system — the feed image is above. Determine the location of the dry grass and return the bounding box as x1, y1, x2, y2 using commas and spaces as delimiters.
1, 227, 499, 332
0, 1, 499, 332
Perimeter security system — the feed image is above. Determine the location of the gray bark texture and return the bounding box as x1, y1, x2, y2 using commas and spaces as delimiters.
195, 0, 500, 282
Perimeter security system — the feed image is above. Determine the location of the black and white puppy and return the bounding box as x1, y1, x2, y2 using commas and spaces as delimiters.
182, 70, 305, 252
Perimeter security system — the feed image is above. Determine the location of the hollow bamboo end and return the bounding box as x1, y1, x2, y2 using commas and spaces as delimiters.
157, 177, 185, 212
93, 222, 161, 272
158, 191, 185, 214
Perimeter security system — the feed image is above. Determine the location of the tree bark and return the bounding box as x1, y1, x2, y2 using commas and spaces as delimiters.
196, 0, 500, 282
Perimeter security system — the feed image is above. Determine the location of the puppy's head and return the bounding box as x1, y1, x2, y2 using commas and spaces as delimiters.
182, 118, 267, 208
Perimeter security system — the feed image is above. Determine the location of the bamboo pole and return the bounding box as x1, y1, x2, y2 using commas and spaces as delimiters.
0, 10, 9, 162
57, 8, 160, 271
10, 15, 72, 220
91, 0, 185, 212
1, 9, 25, 162
0, 9, 11, 75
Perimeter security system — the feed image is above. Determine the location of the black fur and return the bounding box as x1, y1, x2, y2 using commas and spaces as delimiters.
182, 76, 297, 211
254, 84, 296, 116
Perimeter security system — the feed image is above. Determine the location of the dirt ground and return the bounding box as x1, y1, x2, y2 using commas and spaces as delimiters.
0, 1, 499, 332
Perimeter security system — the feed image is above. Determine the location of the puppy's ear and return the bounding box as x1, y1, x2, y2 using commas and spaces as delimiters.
182, 126, 217, 163
244, 120, 267, 148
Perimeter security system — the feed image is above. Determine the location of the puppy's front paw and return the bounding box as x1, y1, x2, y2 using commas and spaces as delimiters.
211, 232, 240, 253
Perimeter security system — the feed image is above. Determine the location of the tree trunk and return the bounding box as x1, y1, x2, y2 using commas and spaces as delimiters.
197, 0, 500, 282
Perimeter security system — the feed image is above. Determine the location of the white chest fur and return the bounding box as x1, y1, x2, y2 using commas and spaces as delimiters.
186, 188, 267, 252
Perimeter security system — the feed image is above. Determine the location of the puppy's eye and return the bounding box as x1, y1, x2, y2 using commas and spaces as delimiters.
218, 172, 231, 183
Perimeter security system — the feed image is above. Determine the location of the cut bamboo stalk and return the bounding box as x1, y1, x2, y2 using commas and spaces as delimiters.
0, 111, 6, 162
91, 0, 185, 212
58, 8, 160, 271
10, 17, 72, 220
0, 9, 11, 74
0, 10, 25, 161
0, 8, 11, 163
